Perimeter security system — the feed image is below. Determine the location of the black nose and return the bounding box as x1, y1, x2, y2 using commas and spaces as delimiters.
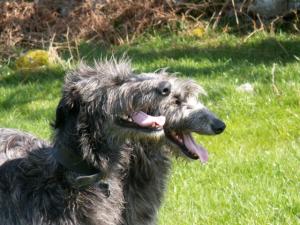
211, 119, 226, 134
158, 81, 171, 96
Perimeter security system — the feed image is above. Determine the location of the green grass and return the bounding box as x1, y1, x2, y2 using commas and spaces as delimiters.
1, 32, 300, 224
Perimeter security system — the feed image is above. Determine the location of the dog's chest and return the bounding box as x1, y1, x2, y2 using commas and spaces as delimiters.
122, 150, 171, 225
73, 178, 124, 225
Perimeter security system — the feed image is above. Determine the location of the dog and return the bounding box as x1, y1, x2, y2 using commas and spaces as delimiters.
0, 58, 225, 225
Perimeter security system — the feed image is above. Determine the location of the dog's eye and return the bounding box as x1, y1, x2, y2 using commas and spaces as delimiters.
175, 99, 181, 105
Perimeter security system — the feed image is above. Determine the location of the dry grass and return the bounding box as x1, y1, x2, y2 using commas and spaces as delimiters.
0, 0, 176, 48
0, 0, 299, 61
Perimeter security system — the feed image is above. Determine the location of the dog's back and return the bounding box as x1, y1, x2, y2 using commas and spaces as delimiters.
0, 128, 49, 165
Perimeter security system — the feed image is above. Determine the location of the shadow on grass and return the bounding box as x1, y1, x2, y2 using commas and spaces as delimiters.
0, 67, 63, 111
79, 37, 300, 81
1, 35, 300, 111
0, 67, 65, 88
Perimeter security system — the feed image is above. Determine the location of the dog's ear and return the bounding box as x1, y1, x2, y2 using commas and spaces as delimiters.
53, 88, 80, 129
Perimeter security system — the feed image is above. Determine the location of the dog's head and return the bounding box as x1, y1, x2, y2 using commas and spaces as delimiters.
53, 59, 225, 163
156, 74, 226, 163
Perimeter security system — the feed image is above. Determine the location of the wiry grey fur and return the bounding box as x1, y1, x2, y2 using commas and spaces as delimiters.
0, 59, 225, 225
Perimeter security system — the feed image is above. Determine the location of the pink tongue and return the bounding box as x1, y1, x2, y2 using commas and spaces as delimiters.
131, 111, 166, 128
183, 134, 208, 163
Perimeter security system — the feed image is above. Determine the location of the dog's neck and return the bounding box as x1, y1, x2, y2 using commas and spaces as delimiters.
53, 141, 109, 189
54, 144, 99, 174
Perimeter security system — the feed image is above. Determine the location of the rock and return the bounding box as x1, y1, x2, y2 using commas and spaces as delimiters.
236, 83, 254, 93
248, 0, 288, 18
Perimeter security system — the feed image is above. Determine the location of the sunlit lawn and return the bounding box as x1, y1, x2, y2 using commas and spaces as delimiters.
1, 32, 300, 224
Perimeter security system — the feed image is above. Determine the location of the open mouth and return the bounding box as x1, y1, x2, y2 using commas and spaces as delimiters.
115, 111, 166, 133
165, 131, 208, 163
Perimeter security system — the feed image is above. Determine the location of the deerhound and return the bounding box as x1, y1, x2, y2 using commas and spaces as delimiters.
0, 59, 225, 225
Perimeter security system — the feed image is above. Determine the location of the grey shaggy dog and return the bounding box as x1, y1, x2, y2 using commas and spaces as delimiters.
0, 59, 225, 225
